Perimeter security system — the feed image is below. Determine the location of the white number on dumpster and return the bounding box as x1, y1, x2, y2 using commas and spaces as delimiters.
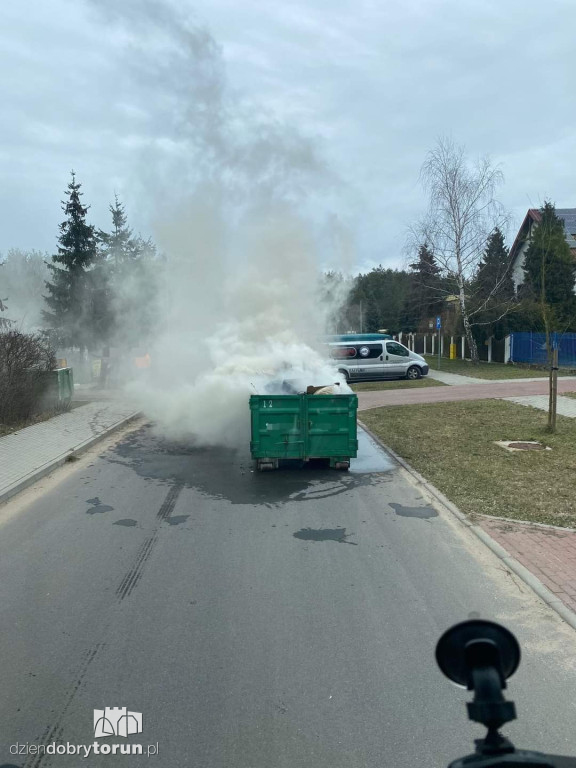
263, 400, 273, 408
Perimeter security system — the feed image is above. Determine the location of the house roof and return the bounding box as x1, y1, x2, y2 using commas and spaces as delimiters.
557, 208, 576, 250
509, 207, 576, 265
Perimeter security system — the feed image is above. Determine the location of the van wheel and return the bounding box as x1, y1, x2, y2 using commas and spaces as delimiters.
406, 366, 421, 380
338, 369, 350, 383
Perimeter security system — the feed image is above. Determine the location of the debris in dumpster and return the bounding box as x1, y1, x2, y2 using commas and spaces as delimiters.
259, 377, 347, 396
307, 383, 342, 395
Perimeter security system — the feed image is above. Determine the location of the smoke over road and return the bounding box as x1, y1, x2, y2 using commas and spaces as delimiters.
87, 0, 352, 447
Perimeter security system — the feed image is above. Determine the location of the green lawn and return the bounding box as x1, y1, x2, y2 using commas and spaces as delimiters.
360, 399, 576, 528
351, 378, 445, 392
424, 356, 552, 379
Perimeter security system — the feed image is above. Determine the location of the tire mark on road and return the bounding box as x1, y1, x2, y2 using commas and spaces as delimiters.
156, 484, 183, 522
23, 485, 184, 767
23, 643, 105, 768
116, 483, 183, 601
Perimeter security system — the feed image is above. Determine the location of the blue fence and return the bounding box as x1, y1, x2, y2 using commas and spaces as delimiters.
510, 332, 576, 367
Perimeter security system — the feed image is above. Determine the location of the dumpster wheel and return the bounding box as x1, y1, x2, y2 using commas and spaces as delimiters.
334, 460, 350, 471
257, 459, 279, 472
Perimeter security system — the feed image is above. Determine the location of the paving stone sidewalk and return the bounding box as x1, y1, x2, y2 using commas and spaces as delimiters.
0, 400, 140, 504
504, 394, 576, 418
479, 517, 576, 615
427, 369, 576, 386
357, 378, 576, 410
427, 369, 486, 385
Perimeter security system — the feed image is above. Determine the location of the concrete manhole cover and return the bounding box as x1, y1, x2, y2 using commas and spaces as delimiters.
495, 440, 551, 453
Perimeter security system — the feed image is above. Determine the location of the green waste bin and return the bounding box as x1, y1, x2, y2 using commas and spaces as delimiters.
249, 393, 358, 471
36, 367, 74, 410
56, 367, 74, 404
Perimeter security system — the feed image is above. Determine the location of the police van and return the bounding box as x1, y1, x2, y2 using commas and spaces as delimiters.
325, 334, 429, 382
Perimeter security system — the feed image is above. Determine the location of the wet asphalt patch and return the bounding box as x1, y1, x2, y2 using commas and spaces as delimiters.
293, 527, 358, 545
105, 425, 394, 508
85, 497, 115, 515
166, 515, 190, 526
389, 502, 438, 519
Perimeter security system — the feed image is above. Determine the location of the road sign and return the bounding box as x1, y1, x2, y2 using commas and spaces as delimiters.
436, 316, 442, 330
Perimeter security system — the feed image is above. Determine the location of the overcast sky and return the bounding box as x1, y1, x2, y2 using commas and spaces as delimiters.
1, 0, 574, 270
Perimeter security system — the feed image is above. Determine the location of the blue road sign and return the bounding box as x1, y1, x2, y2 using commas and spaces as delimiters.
436, 316, 442, 330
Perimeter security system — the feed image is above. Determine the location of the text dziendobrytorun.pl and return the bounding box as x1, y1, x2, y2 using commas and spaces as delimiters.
10, 742, 159, 757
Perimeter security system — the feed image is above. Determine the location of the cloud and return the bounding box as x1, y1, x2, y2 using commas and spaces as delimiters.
0, 0, 575, 263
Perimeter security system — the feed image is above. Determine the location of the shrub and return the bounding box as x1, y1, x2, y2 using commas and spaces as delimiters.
0, 331, 56, 424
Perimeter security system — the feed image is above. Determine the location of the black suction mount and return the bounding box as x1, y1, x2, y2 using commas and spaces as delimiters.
436, 619, 576, 767
437, 619, 520, 754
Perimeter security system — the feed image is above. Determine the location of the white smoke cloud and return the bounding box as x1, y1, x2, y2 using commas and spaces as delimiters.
85, 0, 353, 447
128, 199, 352, 447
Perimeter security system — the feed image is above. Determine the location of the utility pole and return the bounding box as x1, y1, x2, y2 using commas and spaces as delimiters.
360, 300, 363, 333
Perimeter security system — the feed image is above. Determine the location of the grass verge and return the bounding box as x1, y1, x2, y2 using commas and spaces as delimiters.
360, 399, 576, 527
424, 356, 553, 379
352, 378, 445, 392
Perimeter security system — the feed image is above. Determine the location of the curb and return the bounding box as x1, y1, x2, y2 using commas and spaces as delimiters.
0, 411, 142, 507
473, 513, 576, 534
358, 419, 576, 633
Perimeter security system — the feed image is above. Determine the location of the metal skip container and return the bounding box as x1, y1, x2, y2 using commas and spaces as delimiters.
38, 367, 74, 410
249, 392, 358, 471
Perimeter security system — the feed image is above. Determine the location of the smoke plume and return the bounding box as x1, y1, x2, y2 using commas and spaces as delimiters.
86, 0, 353, 447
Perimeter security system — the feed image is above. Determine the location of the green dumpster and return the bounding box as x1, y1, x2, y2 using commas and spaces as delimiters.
36, 367, 74, 410
55, 367, 74, 404
249, 393, 358, 471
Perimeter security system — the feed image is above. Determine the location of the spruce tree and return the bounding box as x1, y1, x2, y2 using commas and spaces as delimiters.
98, 194, 135, 268
523, 202, 575, 306
468, 228, 515, 343
400, 244, 443, 331
474, 228, 514, 303
43, 172, 99, 350
98, 196, 160, 349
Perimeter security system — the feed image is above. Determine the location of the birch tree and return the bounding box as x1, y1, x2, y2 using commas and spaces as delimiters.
415, 138, 510, 362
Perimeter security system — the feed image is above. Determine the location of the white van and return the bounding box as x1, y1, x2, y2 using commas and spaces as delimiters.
327, 339, 429, 382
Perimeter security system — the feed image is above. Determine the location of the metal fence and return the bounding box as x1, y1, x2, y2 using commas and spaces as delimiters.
399, 333, 506, 362
510, 332, 576, 367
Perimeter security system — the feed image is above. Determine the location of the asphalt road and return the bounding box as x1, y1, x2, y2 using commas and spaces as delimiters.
1, 422, 576, 768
